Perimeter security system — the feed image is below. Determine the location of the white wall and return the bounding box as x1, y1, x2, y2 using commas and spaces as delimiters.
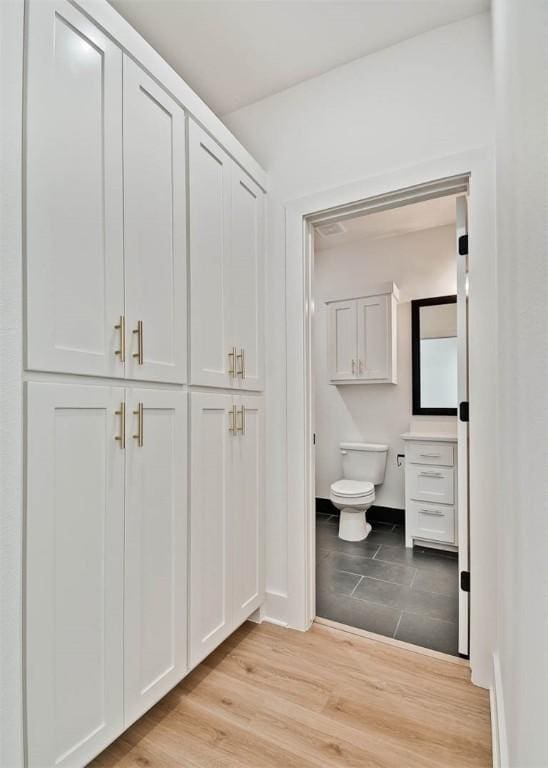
224, 13, 495, 640
493, 0, 548, 765
313, 225, 457, 507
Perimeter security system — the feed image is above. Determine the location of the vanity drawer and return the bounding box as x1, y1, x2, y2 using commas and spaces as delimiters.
408, 466, 454, 504
406, 442, 454, 466
410, 500, 455, 544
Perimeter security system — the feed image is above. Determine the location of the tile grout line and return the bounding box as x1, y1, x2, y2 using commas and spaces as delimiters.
409, 568, 419, 589
392, 612, 403, 639
349, 575, 364, 597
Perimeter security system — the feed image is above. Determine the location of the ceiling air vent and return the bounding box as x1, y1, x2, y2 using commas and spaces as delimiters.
316, 221, 346, 238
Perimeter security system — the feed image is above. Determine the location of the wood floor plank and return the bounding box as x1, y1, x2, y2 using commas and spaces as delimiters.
90, 621, 492, 768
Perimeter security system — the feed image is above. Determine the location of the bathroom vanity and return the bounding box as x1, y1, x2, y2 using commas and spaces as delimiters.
402, 433, 458, 551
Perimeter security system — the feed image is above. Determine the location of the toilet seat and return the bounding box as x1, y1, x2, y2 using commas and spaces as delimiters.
330, 479, 374, 498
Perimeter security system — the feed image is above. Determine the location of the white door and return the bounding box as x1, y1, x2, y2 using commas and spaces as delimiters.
26, 382, 124, 768
123, 57, 187, 383
124, 389, 188, 725
26, 0, 124, 378
232, 396, 264, 626
189, 392, 233, 667
456, 195, 470, 657
327, 300, 357, 381
356, 295, 390, 380
188, 120, 233, 388
231, 168, 265, 390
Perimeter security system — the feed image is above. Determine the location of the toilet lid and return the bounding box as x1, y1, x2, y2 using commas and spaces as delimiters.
330, 479, 374, 498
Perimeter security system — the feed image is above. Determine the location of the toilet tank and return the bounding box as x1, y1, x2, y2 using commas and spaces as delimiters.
340, 442, 388, 484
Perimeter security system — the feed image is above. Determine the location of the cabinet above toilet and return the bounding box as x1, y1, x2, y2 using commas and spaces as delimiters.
326, 283, 399, 385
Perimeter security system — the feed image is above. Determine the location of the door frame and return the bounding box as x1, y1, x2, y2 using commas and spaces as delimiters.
284, 148, 496, 688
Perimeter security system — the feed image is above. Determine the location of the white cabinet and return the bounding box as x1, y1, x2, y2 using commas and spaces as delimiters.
123, 58, 187, 384
26, 382, 188, 766
124, 389, 188, 726
26, 382, 125, 768
26, 0, 124, 379
189, 392, 264, 668
403, 434, 457, 549
25, 2, 187, 383
189, 120, 264, 390
327, 284, 398, 384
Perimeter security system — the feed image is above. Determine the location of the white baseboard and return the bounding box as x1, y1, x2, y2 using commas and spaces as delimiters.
260, 590, 289, 627
491, 652, 509, 768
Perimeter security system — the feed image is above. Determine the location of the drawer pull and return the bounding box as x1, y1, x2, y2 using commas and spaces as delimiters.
420, 508, 444, 516
419, 470, 443, 477
420, 453, 441, 458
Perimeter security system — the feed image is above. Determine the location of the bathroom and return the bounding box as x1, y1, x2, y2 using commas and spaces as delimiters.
313, 194, 465, 656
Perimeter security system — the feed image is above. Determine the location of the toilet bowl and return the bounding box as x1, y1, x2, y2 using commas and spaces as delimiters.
330, 442, 388, 542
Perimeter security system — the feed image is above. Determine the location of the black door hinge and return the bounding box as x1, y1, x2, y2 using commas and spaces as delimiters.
459, 401, 469, 422
458, 234, 469, 256
460, 571, 470, 592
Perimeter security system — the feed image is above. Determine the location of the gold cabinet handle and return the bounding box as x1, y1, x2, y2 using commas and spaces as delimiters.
358, 359, 364, 374
351, 359, 356, 375
114, 402, 126, 448
228, 347, 237, 378
133, 402, 144, 447
237, 405, 246, 435
132, 320, 143, 365
237, 348, 245, 379
114, 315, 125, 362
228, 404, 237, 435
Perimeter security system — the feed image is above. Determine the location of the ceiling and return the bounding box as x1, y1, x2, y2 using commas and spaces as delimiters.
314, 195, 456, 251
107, 0, 489, 116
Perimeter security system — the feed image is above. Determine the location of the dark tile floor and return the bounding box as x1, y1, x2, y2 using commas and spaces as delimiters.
316, 509, 459, 656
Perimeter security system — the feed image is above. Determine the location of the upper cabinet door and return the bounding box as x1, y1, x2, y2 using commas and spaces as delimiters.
356, 295, 392, 381
123, 57, 187, 384
188, 121, 232, 388
328, 300, 357, 381
26, 0, 125, 378
231, 169, 265, 391
26, 382, 125, 768
124, 389, 188, 726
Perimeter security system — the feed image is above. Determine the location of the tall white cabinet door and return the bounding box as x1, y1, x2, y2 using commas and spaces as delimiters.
231, 169, 265, 391
26, 382, 124, 768
357, 295, 391, 380
124, 388, 188, 726
188, 120, 233, 388
189, 392, 233, 667
123, 57, 187, 384
231, 396, 265, 626
328, 300, 357, 381
26, 0, 125, 378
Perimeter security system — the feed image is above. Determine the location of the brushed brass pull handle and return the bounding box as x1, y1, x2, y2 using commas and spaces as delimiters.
351, 359, 356, 375
358, 359, 363, 374
133, 402, 144, 447
114, 315, 126, 362
228, 347, 237, 378
237, 405, 246, 435
237, 348, 245, 378
420, 508, 444, 516
228, 404, 237, 435
132, 320, 143, 365
114, 402, 125, 449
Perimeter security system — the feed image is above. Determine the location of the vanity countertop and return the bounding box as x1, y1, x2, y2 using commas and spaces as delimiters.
401, 432, 457, 443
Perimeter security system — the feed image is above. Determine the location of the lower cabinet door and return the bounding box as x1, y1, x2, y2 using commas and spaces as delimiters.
26, 381, 125, 768
231, 396, 264, 626
124, 389, 188, 726
189, 392, 233, 667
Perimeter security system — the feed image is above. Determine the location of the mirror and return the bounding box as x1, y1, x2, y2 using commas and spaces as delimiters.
411, 295, 457, 415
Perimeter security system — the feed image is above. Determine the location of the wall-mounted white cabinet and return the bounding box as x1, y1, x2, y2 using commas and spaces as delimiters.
26, 0, 187, 383
189, 392, 264, 668
189, 120, 264, 391
26, 382, 188, 767
327, 283, 398, 384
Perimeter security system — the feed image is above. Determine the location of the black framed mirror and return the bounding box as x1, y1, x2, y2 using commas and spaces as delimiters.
411, 295, 457, 416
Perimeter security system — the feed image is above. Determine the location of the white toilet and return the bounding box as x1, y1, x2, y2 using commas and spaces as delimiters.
330, 442, 388, 542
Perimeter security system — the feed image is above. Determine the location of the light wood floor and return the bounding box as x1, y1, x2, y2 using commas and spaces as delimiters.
91, 621, 492, 768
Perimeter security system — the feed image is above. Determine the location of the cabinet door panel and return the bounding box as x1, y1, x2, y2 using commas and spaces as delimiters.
26, 0, 124, 377
189, 392, 232, 667
124, 389, 188, 725
26, 382, 124, 768
231, 170, 265, 390
357, 295, 390, 380
328, 300, 357, 381
232, 397, 264, 626
188, 120, 232, 387
124, 57, 187, 383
